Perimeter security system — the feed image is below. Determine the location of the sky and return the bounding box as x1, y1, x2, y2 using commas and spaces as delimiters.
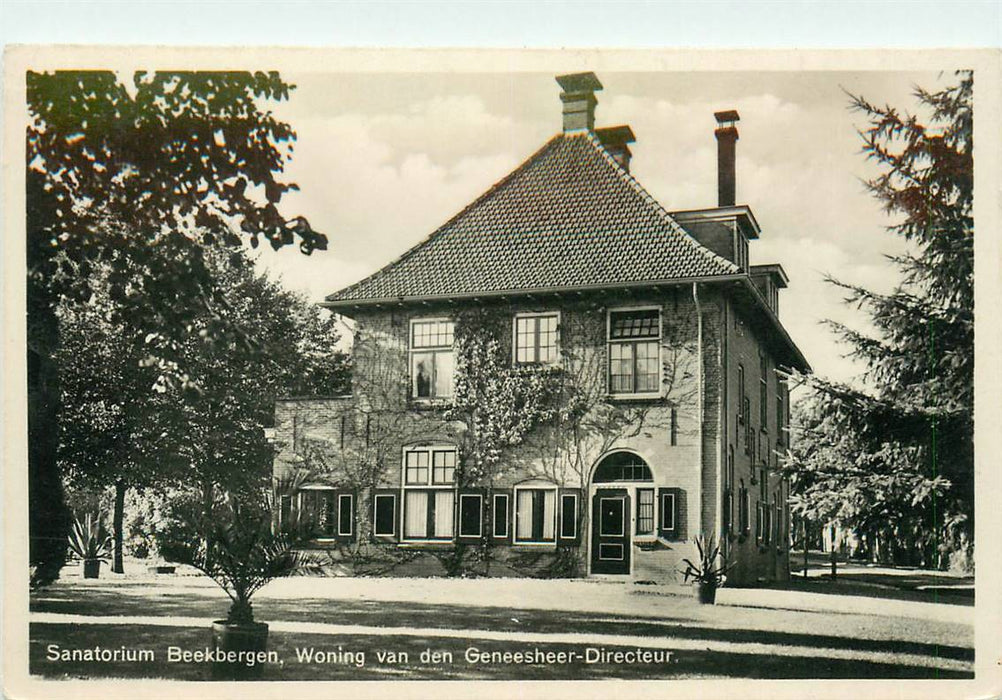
252, 69, 953, 386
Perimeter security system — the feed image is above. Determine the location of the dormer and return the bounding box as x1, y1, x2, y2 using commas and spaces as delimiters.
750, 264, 788, 315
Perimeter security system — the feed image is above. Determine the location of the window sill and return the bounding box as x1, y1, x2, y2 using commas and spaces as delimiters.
409, 398, 452, 410
397, 540, 456, 549
607, 393, 663, 403
512, 541, 558, 549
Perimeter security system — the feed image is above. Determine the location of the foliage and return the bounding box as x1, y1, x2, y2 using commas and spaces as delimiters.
680, 535, 731, 587
27, 69, 326, 585
67, 514, 113, 562
785, 72, 974, 567
447, 309, 573, 486
163, 500, 324, 625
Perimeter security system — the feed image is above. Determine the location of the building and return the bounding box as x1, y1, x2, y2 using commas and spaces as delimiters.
272, 73, 810, 586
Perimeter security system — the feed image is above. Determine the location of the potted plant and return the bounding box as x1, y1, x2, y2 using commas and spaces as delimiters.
680, 534, 731, 604
164, 501, 322, 680
67, 513, 112, 579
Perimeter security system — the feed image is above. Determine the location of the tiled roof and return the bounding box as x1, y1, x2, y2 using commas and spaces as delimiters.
326, 132, 739, 305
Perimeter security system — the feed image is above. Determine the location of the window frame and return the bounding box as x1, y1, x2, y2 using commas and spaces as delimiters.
558, 489, 581, 543
636, 487, 655, 536
297, 486, 355, 542
512, 311, 561, 366
513, 485, 558, 545
491, 491, 512, 542
457, 491, 485, 542
607, 305, 662, 398
409, 317, 455, 401
401, 444, 458, 543
371, 491, 398, 539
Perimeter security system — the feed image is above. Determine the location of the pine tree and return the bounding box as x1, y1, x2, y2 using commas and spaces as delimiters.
785, 72, 973, 569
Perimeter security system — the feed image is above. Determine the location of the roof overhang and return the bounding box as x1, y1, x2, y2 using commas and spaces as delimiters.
670, 205, 761, 240
732, 275, 811, 373
749, 263, 789, 288
321, 273, 749, 311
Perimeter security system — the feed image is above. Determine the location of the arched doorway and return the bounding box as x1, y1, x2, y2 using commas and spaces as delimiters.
590, 451, 653, 575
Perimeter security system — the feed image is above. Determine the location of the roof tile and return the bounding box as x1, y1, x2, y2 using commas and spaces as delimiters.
327, 132, 738, 304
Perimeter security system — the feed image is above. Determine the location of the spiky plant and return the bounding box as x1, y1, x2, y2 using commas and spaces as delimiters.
680, 534, 732, 587
67, 513, 112, 561
165, 503, 324, 625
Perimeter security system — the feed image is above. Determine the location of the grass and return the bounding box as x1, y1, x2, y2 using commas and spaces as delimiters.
30, 622, 972, 681
28, 574, 974, 681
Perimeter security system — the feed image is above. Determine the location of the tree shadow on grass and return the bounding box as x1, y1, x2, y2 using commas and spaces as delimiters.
29, 623, 972, 681
30, 589, 972, 668
759, 577, 973, 606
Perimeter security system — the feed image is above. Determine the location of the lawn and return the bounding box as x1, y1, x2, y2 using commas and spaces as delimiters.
27, 567, 974, 681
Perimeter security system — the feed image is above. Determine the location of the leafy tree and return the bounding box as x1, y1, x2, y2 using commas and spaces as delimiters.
784, 72, 973, 569
27, 70, 326, 585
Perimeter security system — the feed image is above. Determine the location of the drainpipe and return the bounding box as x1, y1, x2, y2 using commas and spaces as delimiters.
692, 283, 703, 539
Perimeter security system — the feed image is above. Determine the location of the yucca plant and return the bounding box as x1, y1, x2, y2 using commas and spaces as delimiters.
67, 513, 112, 561
680, 535, 731, 603
67, 513, 113, 579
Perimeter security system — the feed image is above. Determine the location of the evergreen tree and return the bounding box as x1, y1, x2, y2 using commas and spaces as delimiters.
785, 72, 973, 568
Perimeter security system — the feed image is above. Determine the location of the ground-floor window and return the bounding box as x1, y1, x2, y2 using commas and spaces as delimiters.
372, 493, 397, 538
559, 492, 579, 541
492, 493, 510, 539
299, 488, 354, 540
515, 488, 556, 543
636, 488, 655, 535
403, 490, 455, 540
458, 493, 484, 538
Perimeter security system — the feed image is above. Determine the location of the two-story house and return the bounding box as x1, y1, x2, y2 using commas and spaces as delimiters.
272, 72, 810, 586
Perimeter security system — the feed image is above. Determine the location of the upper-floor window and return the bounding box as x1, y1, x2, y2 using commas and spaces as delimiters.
776, 382, 786, 446
608, 307, 661, 396
410, 319, 454, 399
514, 312, 559, 365
759, 352, 769, 432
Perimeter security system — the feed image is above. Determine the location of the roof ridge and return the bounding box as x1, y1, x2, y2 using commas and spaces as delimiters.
326, 134, 566, 302
583, 131, 740, 275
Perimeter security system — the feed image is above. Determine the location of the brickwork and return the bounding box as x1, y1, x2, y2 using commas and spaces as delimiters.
272, 286, 790, 583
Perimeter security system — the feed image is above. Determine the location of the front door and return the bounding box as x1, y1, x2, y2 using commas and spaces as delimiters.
591, 489, 631, 574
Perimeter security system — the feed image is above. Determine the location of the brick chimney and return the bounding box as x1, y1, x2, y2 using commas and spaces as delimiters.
596, 125, 636, 173
556, 72, 603, 132
714, 109, 740, 207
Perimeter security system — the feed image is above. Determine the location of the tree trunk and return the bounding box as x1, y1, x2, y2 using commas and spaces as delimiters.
829, 524, 837, 580
112, 479, 126, 573
803, 518, 809, 580
202, 480, 214, 569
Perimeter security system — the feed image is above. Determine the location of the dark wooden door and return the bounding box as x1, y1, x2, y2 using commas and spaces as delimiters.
591, 489, 631, 575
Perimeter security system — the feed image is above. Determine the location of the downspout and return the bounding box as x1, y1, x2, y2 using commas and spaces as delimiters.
692, 283, 703, 538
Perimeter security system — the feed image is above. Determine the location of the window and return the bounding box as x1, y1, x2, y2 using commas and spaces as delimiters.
492, 493, 510, 539
410, 319, 455, 399
459, 494, 483, 538
737, 364, 746, 422
299, 488, 353, 540
514, 313, 559, 364
776, 382, 786, 446
593, 452, 653, 482
738, 483, 750, 534
608, 308, 661, 395
660, 491, 676, 532
637, 488, 655, 535
724, 446, 735, 535
402, 446, 457, 541
403, 490, 454, 540
760, 353, 769, 433
372, 493, 397, 538
559, 492, 578, 540
670, 407, 678, 446
515, 488, 556, 543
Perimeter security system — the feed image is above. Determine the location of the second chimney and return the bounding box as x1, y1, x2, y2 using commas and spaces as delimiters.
714, 109, 740, 207
556, 72, 603, 132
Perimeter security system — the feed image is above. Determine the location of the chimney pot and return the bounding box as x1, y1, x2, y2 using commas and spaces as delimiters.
714, 109, 740, 207
556, 72, 603, 132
